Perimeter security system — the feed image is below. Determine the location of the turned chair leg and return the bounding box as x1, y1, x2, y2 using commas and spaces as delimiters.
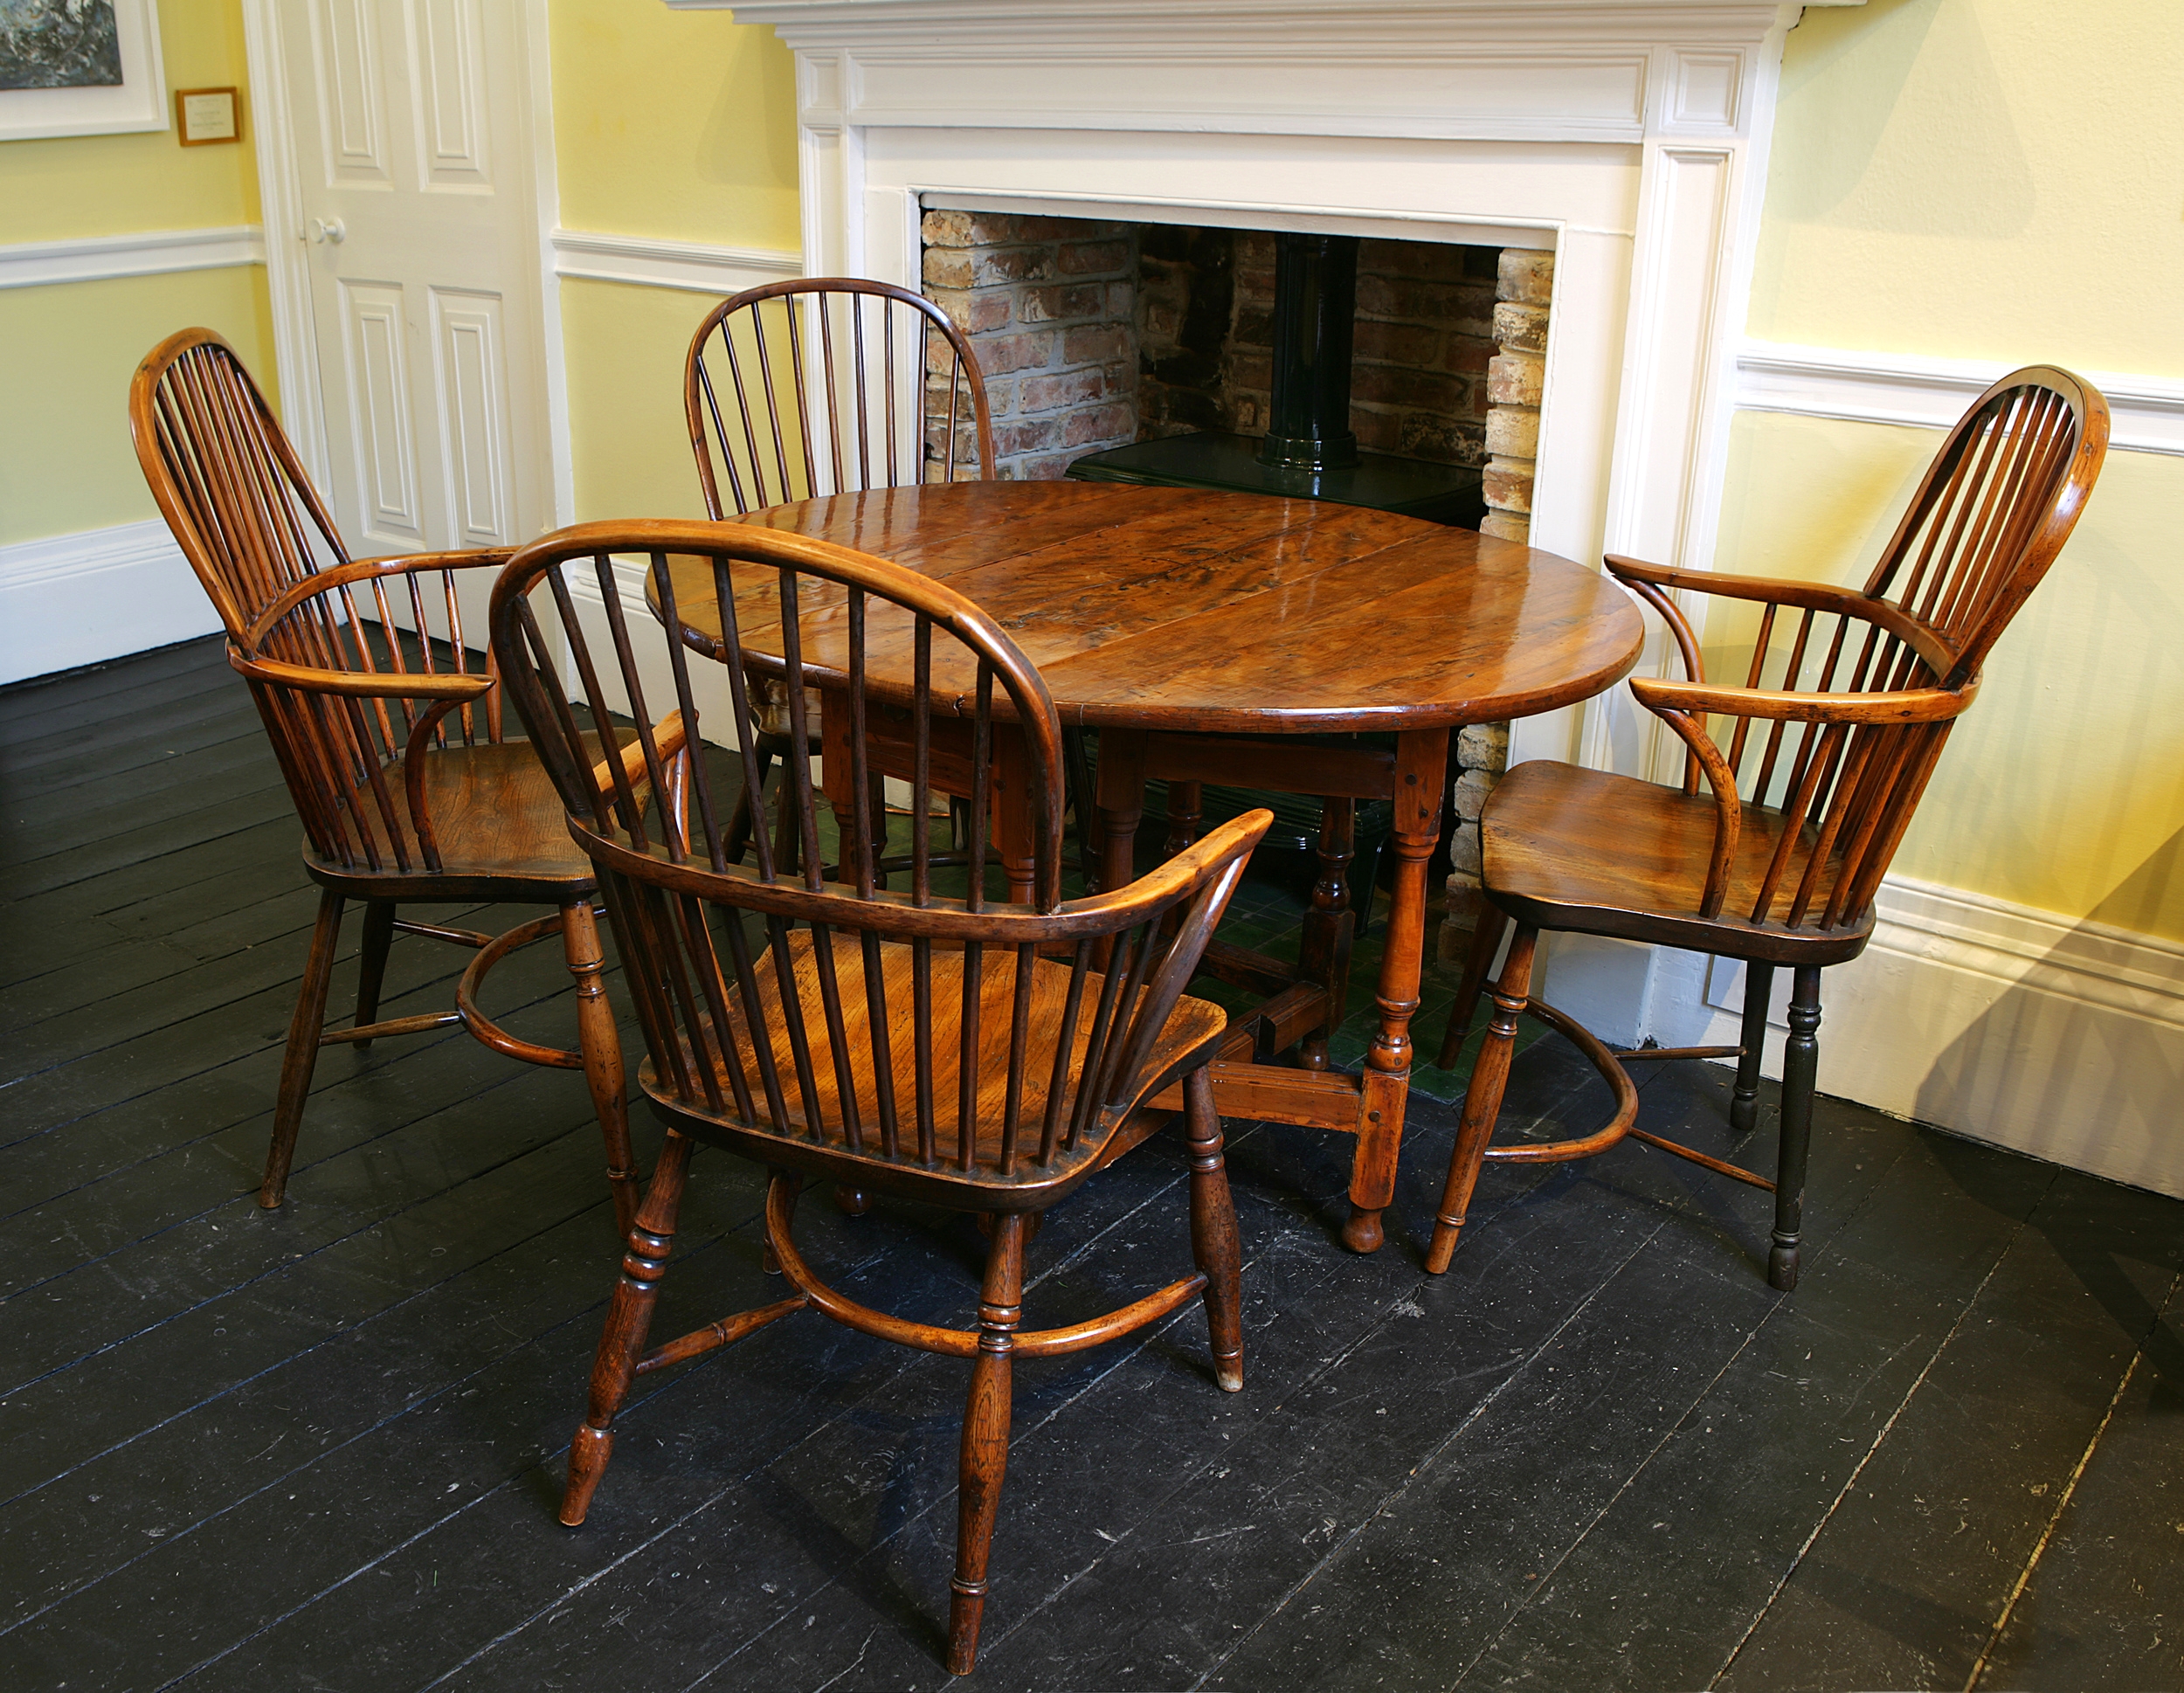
262, 888, 345, 1209
1435, 902, 1511, 1071
560, 900, 639, 1237
561, 1129, 697, 1528
352, 899, 396, 1047
1770, 966, 1822, 1292
1426, 923, 1537, 1274
1184, 1068, 1244, 1392
948, 1211, 1026, 1676
1730, 961, 1774, 1133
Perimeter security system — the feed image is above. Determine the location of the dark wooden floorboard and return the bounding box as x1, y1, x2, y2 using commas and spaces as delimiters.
3, 638, 2180, 1693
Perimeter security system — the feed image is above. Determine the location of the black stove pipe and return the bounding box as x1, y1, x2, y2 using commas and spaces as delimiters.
1256, 231, 1362, 474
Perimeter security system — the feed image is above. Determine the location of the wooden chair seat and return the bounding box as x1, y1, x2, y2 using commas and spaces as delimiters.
641, 929, 1228, 1207
1479, 761, 1874, 967
322, 739, 603, 895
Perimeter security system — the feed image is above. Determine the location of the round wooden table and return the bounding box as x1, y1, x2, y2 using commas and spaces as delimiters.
668, 480, 1644, 1252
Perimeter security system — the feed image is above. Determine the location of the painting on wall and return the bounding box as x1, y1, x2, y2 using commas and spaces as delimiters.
0, 0, 165, 141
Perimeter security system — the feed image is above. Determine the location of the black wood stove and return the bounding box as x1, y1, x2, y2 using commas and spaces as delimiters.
1065, 231, 1486, 529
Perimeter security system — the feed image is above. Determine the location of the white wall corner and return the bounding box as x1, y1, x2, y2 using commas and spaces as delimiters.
0, 522, 220, 687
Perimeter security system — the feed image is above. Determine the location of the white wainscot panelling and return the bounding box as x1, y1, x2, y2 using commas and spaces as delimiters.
548, 229, 801, 296
316, 0, 390, 184
1736, 340, 2184, 457
341, 279, 425, 545
0, 226, 266, 291
417, 0, 492, 190
0, 522, 220, 687
432, 287, 515, 547
1646, 876, 2184, 1200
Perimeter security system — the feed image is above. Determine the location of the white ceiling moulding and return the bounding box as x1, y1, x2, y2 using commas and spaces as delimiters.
1736, 340, 2184, 459
0, 226, 266, 292
549, 228, 801, 295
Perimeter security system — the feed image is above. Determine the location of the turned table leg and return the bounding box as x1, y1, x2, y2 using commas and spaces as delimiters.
1345, 728, 1449, 1254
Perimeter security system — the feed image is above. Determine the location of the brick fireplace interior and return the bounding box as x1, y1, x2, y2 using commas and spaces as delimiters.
918, 209, 1552, 546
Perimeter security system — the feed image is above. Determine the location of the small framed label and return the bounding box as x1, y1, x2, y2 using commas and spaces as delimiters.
176, 86, 239, 147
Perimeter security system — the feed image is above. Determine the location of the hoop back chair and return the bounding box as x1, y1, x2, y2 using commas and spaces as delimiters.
129, 328, 641, 1229
489, 520, 1267, 1676
1429, 367, 2109, 1291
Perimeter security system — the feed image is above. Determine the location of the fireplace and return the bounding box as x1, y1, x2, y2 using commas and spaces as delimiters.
691, 0, 1848, 1017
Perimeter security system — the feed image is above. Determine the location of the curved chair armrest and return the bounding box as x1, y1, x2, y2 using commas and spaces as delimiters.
1101, 809, 1273, 1114
1607, 555, 1956, 678
1628, 672, 1978, 918
247, 547, 515, 646
1630, 672, 1979, 725
590, 710, 694, 853
227, 646, 494, 702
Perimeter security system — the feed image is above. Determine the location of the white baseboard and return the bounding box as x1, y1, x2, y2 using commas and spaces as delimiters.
549, 228, 800, 296
1633, 874, 2184, 1199
0, 521, 222, 686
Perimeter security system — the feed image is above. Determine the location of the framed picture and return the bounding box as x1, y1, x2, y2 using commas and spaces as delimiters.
0, 0, 169, 142
176, 85, 239, 145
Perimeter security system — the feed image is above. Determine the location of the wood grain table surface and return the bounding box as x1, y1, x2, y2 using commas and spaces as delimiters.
663, 480, 1644, 1254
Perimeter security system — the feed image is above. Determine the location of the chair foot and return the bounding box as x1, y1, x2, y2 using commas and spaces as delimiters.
1424, 1216, 1462, 1275
1729, 1091, 1760, 1134
1185, 1068, 1244, 1392
1340, 1204, 1386, 1254
1768, 1240, 1800, 1292
833, 1184, 872, 1217
560, 1423, 614, 1526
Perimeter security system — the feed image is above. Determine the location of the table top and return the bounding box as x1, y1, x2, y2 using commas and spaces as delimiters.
667, 480, 1644, 734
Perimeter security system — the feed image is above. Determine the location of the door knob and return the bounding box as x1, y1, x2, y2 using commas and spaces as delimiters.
310, 217, 347, 245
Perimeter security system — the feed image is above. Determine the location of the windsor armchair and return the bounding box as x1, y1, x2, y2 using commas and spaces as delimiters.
129, 328, 640, 1229
490, 519, 1267, 1676
1429, 367, 2109, 1290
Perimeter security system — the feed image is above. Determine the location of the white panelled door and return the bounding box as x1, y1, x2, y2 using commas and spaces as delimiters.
273, 0, 552, 644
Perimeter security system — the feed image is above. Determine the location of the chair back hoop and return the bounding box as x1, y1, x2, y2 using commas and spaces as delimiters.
490, 519, 1268, 1180
685, 278, 997, 518
129, 328, 508, 876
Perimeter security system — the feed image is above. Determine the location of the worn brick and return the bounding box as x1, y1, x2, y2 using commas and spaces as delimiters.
1016, 283, 1106, 324
1440, 339, 1492, 377
1063, 403, 1135, 446
1351, 363, 1462, 412
995, 418, 1063, 455
1018, 451, 1079, 480
924, 287, 1014, 335
1355, 273, 1468, 323
1479, 509, 1531, 543
1058, 238, 1130, 275
1457, 722, 1510, 771
1494, 300, 1551, 354
971, 245, 1057, 287
1061, 323, 1130, 365
1482, 460, 1534, 515
1353, 320, 1442, 366
1020, 367, 1105, 413
1452, 768, 1499, 823
1485, 406, 1538, 459
1396, 413, 1480, 465
921, 210, 977, 248
922, 247, 973, 290
1487, 351, 1544, 407
1497, 247, 1555, 306
971, 330, 1056, 376
1445, 823, 1483, 876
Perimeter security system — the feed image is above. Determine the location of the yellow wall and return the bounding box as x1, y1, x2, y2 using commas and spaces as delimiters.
1714, 0, 2184, 937
0, 0, 272, 546
548, 1, 798, 522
